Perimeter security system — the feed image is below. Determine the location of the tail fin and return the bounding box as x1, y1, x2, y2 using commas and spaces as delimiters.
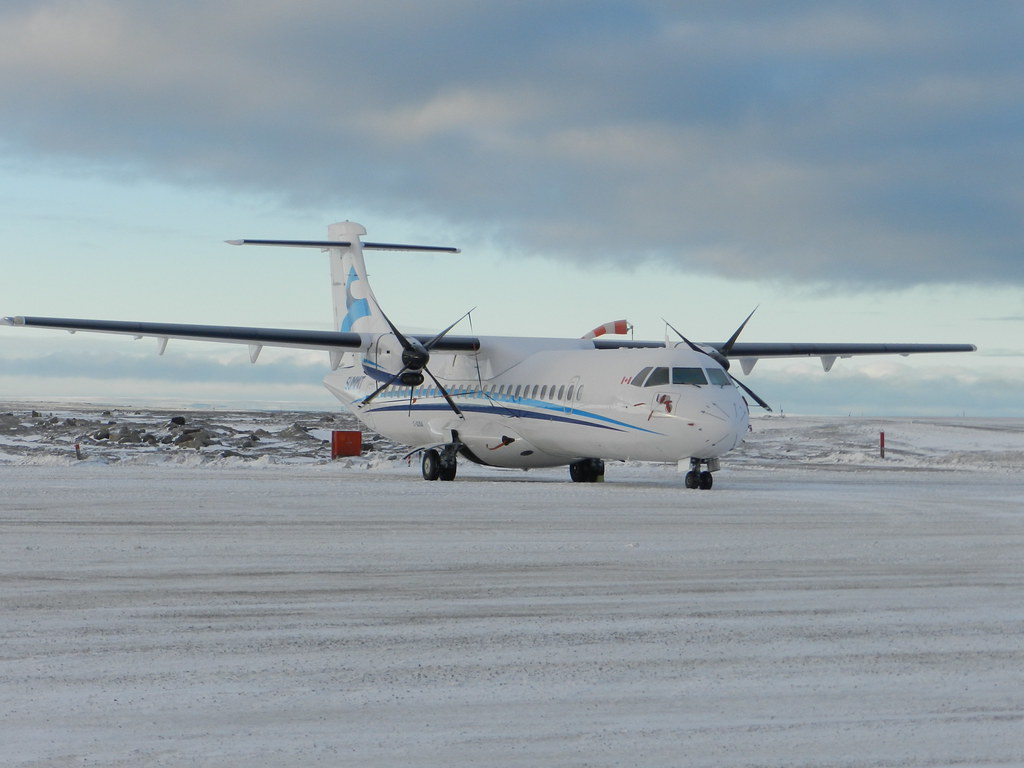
327, 221, 388, 334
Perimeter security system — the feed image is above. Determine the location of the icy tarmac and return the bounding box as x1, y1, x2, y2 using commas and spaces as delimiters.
2, 405, 1023, 766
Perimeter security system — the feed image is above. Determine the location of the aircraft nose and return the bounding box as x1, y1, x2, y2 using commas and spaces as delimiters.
702, 397, 749, 454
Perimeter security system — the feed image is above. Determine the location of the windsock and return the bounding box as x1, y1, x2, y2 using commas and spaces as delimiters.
582, 319, 631, 339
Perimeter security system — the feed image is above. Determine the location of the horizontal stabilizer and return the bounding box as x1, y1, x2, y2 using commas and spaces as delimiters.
228, 239, 460, 253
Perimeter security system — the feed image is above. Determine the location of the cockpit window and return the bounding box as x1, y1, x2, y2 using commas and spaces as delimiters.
644, 367, 670, 387
672, 367, 708, 386
706, 367, 731, 386
630, 367, 652, 386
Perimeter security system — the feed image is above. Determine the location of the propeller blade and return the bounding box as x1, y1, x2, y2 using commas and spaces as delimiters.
359, 370, 405, 408
424, 367, 464, 418
423, 307, 476, 350
662, 318, 704, 354
730, 373, 772, 412
720, 306, 758, 356
375, 304, 412, 349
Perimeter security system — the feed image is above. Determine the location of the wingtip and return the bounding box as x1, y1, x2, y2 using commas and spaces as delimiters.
225, 239, 244, 246
2, 316, 23, 326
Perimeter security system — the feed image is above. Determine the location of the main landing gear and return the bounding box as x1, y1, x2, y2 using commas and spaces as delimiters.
569, 458, 605, 483
421, 445, 458, 481
684, 457, 717, 490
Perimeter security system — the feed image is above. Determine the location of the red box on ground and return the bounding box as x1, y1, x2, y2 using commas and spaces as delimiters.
331, 430, 362, 458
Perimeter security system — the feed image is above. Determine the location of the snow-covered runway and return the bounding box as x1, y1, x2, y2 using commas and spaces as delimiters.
2, 407, 1023, 766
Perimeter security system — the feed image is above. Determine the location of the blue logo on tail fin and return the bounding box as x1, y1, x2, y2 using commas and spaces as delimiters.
341, 266, 371, 332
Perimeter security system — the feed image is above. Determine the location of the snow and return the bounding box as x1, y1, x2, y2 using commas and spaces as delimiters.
2, 404, 1023, 766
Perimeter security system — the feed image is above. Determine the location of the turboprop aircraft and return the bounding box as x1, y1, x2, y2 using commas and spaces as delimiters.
3, 221, 976, 489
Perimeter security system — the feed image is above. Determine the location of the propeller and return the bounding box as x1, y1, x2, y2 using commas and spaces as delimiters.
359, 307, 474, 418
663, 311, 773, 412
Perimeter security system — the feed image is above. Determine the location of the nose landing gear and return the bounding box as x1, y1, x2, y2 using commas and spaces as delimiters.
684, 457, 718, 490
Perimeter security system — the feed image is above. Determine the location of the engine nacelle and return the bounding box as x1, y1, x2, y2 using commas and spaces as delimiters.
367, 333, 407, 378
399, 371, 424, 387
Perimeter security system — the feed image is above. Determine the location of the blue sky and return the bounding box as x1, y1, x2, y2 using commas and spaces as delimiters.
1, 1, 1021, 415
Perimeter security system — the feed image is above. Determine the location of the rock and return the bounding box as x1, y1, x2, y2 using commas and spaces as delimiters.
174, 429, 215, 449
114, 428, 143, 444
277, 424, 313, 440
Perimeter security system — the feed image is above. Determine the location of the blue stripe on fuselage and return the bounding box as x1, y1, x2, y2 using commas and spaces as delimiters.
362, 396, 664, 436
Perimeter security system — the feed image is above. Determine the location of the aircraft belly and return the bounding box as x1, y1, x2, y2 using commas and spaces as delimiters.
457, 427, 568, 469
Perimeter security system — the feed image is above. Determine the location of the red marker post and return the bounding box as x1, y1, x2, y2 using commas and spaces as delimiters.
880, 431, 885, 459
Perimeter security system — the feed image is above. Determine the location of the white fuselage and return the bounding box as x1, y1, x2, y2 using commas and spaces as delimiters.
324, 337, 749, 469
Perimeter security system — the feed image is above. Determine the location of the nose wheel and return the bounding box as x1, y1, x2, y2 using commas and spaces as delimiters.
684, 458, 716, 490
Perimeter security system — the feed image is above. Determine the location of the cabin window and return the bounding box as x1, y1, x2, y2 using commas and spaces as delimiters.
514, 385, 522, 399
566, 385, 574, 401
576, 385, 584, 401
557, 385, 566, 400
644, 367, 670, 387
630, 367, 652, 386
531, 385, 539, 399
672, 367, 708, 386
540, 385, 548, 399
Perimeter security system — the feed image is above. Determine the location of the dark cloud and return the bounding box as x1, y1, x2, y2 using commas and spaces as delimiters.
1, 1, 1020, 285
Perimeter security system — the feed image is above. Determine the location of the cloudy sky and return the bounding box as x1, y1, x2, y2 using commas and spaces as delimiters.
1, 1, 1021, 415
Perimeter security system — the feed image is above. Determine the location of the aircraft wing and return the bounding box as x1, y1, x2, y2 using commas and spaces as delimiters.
710, 341, 977, 374
592, 336, 975, 374
716, 342, 977, 358
2, 316, 480, 362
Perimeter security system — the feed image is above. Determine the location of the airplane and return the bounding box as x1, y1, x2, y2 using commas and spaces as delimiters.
3, 221, 976, 489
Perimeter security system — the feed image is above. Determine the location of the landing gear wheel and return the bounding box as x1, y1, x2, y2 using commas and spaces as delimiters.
569, 458, 604, 483
421, 449, 441, 481
439, 459, 457, 481
684, 471, 700, 489
698, 471, 714, 490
